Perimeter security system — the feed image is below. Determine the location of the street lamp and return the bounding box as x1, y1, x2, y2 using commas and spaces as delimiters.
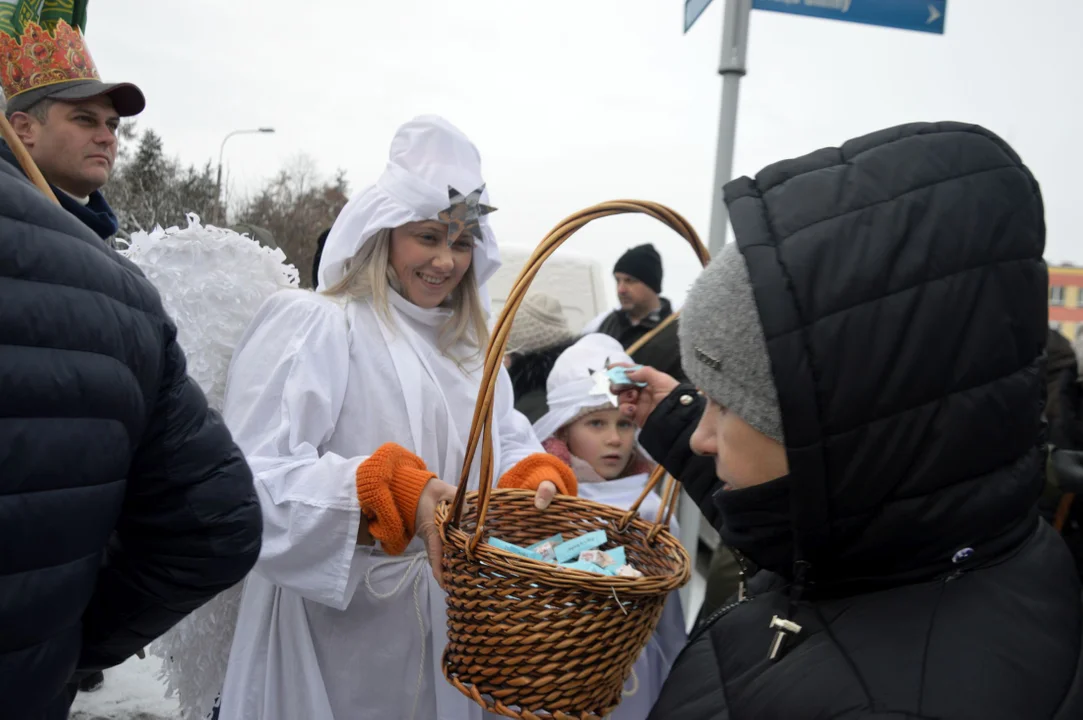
216, 127, 275, 223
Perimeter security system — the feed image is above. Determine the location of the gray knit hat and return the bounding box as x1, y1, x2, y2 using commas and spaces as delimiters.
679, 242, 784, 444
506, 293, 576, 355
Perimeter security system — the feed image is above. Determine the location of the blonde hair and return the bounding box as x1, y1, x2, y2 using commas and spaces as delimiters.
322, 227, 490, 360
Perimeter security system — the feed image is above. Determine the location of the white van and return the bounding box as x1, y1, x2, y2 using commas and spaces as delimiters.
487, 245, 609, 333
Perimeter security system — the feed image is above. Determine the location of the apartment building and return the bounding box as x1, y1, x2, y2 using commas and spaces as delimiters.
1049, 264, 1083, 340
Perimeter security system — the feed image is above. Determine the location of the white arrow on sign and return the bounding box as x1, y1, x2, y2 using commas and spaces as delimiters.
926, 3, 942, 25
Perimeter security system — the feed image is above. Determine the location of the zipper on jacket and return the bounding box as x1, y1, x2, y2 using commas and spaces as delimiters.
688, 594, 753, 645
687, 549, 754, 645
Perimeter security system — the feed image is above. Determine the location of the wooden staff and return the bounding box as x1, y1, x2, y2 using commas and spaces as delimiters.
626, 309, 680, 356
0, 111, 60, 204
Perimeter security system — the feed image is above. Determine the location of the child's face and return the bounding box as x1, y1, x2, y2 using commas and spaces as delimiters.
565, 408, 638, 480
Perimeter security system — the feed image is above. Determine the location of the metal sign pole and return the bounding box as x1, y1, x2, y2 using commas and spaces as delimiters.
707, 0, 752, 255
678, 0, 752, 621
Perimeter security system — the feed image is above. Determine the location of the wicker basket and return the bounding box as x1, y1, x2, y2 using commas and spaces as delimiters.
436, 200, 710, 719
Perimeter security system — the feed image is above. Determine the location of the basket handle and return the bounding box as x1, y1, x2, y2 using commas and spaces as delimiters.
448, 201, 710, 551
0, 113, 60, 205
613, 465, 682, 545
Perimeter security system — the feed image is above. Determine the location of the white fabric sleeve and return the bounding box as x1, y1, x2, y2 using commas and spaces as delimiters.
222, 291, 365, 610
494, 365, 545, 478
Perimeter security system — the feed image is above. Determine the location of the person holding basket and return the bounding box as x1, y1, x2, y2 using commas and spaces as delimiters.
615, 122, 1082, 719
217, 115, 576, 720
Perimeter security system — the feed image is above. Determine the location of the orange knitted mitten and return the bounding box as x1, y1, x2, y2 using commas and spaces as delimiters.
356, 443, 436, 555
497, 453, 578, 497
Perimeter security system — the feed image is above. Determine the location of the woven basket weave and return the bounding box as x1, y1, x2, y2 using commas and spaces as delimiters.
437, 200, 709, 719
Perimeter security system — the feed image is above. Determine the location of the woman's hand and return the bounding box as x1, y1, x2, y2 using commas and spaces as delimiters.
611, 365, 680, 427
415, 478, 457, 586
413, 478, 556, 585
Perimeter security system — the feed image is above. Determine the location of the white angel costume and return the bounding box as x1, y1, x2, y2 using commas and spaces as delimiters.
533, 334, 687, 720
217, 115, 541, 720
117, 216, 300, 720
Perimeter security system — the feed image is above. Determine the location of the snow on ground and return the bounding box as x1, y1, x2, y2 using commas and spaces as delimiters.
69, 655, 179, 720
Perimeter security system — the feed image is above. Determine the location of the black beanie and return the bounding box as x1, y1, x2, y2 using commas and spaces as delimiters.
614, 243, 663, 294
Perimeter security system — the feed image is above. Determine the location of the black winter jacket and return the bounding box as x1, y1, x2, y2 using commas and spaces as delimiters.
645, 123, 1083, 719
0, 157, 263, 719
595, 297, 686, 382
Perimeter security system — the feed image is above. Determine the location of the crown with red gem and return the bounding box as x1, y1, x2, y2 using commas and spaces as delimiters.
0, 19, 99, 103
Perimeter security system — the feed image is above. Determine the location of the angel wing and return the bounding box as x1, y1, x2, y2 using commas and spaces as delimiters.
120, 214, 298, 720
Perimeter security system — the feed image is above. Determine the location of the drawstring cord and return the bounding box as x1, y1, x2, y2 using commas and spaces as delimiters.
364, 552, 427, 720
788, 560, 811, 615
622, 667, 640, 698
768, 559, 810, 662
601, 666, 641, 719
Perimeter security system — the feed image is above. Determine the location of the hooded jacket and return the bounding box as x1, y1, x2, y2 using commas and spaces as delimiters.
644, 122, 1083, 719
0, 152, 262, 719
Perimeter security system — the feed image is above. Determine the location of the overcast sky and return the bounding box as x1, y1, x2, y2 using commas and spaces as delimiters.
84, 0, 1080, 306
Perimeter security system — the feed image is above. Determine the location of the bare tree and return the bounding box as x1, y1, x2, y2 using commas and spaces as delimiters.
234, 155, 349, 287
105, 127, 346, 285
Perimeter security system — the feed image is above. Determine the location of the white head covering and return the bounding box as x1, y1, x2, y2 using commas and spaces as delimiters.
316, 115, 502, 310
532, 333, 634, 444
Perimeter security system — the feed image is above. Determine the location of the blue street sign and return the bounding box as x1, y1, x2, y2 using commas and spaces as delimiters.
752, 0, 946, 34
684, 0, 716, 33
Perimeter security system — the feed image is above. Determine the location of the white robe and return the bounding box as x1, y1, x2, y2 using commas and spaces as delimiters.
218, 289, 539, 720
574, 460, 688, 720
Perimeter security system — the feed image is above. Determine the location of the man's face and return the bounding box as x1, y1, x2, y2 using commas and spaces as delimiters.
615, 272, 656, 315
14, 96, 120, 197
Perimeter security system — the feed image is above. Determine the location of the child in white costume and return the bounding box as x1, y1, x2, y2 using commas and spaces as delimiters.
218, 116, 577, 720
532, 334, 687, 720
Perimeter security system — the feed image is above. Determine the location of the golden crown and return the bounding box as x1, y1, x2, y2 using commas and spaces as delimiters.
0, 19, 99, 102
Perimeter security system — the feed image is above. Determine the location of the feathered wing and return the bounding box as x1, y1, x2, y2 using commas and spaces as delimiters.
120, 215, 298, 720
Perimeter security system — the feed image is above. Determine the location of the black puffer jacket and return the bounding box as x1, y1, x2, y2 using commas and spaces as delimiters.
645, 123, 1083, 719
595, 297, 686, 382
0, 158, 263, 719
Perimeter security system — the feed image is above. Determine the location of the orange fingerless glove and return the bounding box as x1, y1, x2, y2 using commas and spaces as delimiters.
355, 443, 436, 555
497, 453, 579, 497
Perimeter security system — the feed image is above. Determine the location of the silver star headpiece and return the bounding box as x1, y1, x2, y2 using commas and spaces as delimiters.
437, 184, 497, 246
587, 359, 619, 408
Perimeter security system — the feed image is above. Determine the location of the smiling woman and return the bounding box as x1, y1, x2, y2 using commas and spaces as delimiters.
210, 114, 577, 720
390, 219, 474, 307
320, 218, 488, 356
